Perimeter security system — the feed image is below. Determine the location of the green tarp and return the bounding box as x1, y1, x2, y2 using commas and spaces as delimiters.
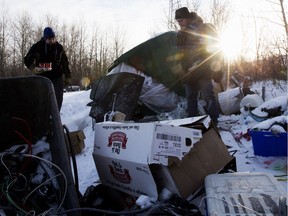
108, 31, 185, 96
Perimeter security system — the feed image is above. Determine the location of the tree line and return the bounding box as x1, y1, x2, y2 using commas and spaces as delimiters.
0, 0, 287, 90
0, 11, 127, 88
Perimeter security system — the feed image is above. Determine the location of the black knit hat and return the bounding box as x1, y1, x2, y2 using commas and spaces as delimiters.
43, 27, 55, 39
175, 7, 190, 19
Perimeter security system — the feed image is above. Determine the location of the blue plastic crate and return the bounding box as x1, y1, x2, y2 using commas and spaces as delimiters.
249, 130, 287, 157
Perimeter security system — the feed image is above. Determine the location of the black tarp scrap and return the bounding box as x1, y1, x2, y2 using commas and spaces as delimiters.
89, 72, 144, 122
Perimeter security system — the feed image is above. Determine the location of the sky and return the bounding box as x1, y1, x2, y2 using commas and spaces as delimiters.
2, 0, 170, 50
60, 78, 287, 206
2, 0, 287, 58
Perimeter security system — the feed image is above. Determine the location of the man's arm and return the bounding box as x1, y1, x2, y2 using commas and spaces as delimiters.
61, 48, 72, 86
61, 49, 71, 78
24, 44, 37, 70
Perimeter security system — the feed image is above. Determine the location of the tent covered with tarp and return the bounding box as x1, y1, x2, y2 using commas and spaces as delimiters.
107, 31, 185, 96
89, 31, 195, 122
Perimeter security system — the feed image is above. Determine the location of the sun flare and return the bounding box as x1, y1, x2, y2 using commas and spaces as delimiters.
220, 26, 242, 61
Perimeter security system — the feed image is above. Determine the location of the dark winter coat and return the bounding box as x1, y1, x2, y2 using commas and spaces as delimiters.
24, 38, 71, 80
177, 23, 222, 83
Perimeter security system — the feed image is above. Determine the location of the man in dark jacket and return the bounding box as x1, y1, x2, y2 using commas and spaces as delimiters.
24, 27, 71, 110
175, 7, 220, 124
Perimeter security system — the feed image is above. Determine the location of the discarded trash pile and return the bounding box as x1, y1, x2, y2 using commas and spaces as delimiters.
0, 76, 80, 215
0, 139, 66, 215
214, 94, 288, 215
85, 32, 287, 215
218, 94, 287, 157
86, 83, 288, 215
1, 31, 287, 215
86, 74, 287, 215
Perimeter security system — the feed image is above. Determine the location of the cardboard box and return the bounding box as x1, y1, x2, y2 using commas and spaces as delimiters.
152, 128, 233, 199
66, 130, 86, 155
93, 116, 232, 199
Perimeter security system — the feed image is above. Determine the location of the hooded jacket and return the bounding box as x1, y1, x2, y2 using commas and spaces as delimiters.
177, 22, 221, 82
24, 38, 71, 80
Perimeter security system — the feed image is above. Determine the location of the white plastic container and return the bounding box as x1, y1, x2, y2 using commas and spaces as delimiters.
218, 87, 243, 115
205, 172, 287, 215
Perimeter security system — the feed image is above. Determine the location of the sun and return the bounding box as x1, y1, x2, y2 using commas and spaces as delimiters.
219, 25, 243, 61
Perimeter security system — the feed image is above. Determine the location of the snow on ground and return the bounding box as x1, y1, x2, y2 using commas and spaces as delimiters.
60, 80, 288, 196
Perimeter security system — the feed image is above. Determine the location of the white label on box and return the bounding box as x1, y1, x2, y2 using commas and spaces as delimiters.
155, 132, 182, 157
151, 124, 202, 164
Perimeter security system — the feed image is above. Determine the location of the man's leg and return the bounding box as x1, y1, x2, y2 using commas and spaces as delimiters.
185, 83, 199, 117
199, 79, 220, 123
52, 76, 64, 111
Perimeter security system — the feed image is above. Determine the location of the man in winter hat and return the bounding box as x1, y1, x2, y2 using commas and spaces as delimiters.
175, 7, 191, 19
24, 27, 72, 110
175, 7, 220, 125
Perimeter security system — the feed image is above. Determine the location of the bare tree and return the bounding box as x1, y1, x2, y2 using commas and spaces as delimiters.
58, 23, 69, 48
76, 21, 88, 82
66, 23, 80, 80
109, 26, 127, 61
277, 0, 287, 73
266, 0, 288, 40
279, 0, 288, 39
97, 31, 110, 77
209, 0, 231, 32
10, 12, 34, 75
87, 25, 99, 81
0, 6, 10, 77
260, 0, 287, 75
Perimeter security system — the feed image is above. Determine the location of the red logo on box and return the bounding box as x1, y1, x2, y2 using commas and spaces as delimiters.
108, 132, 128, 153
109, 161, 132, 184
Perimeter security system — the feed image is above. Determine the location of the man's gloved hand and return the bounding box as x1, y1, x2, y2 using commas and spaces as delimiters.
30, 64, 51, 74
64, 77, 71, 86
34, 67, 46, 74
28, 64, 41, 74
